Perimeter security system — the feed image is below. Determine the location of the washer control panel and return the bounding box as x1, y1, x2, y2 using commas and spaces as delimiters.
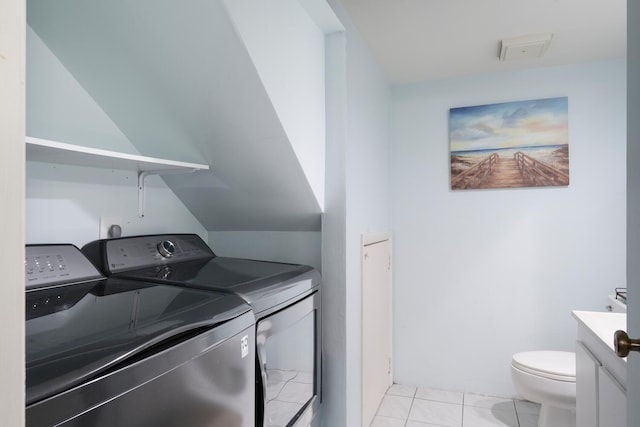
25, 245, 102, 289
103, 234, 213, 273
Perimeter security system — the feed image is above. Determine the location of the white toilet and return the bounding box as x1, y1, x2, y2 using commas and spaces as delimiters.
511, 351, 576, 427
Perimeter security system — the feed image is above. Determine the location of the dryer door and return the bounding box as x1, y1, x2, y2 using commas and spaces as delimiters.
256, 291, 321, 427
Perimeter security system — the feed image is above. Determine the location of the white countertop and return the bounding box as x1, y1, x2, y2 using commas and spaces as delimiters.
572, 310, 626, 356
573, 310, 628, 388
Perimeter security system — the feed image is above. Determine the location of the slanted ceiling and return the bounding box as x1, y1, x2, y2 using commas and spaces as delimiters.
27, 0, 322, 231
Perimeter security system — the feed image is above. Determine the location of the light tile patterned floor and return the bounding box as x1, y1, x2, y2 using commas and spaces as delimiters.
371, 384, 541, 427
265, 369, 313, 427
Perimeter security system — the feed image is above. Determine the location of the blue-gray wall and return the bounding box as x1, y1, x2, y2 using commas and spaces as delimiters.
324, 1, 393, 425
392, 60, 626, 396
26, 26, 207, 246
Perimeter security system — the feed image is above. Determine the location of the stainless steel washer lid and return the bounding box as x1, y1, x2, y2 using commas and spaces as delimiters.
26, 278, 252, 406
83, 234, 321, 317
512, 351, 576, 382
124, 256, 320, 316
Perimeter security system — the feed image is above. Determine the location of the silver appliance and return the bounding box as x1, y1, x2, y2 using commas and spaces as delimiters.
83, 234, 322, 427
26, 244, 255, 427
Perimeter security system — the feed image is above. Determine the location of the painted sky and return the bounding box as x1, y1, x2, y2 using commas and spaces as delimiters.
450, 97, 568, 152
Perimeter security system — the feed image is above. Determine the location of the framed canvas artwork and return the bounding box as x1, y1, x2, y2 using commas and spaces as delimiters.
450, 97, 569, 190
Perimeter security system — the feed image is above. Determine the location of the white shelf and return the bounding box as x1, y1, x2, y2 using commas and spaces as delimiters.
26, 136, 210, 217
26, 136, 209, 173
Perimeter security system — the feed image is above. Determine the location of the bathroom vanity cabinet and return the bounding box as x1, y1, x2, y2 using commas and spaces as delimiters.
573, 311, 627, 427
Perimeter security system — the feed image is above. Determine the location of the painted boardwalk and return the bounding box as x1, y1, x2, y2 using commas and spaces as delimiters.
484, 157, 527, 188
451, 151, 569, 190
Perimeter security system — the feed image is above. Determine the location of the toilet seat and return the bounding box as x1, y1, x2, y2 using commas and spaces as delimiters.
512, 351, 575, 382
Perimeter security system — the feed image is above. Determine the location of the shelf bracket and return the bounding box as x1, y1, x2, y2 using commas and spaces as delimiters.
138, 169, 198, 218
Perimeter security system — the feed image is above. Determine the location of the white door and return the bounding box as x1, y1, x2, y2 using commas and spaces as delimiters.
361, 236, 392, 427
628, 1, 640, 425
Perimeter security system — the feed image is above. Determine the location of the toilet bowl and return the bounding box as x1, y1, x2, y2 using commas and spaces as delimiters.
511, 351, 576, 427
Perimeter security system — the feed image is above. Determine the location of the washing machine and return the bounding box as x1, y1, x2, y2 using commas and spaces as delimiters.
83, 234, 322, 427
25, 243, 255, 427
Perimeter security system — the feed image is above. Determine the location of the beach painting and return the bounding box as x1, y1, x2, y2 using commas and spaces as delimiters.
450, 97, 569, 190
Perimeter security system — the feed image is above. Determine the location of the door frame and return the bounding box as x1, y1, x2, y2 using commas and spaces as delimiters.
0, 0, 26, 424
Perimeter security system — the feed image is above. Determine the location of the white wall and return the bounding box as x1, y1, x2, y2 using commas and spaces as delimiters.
343, 19, 393, 427
223, 0, 328, 210
392, 60, 627, 396
0, 0, 25, 424
27, 27, 136, 154
26, 25, 207, 247
28, 1, 322, 233
26, 163, 207, 247
324, 1, 393, 425
321, 29, 348, 427
208, 231, 321, 270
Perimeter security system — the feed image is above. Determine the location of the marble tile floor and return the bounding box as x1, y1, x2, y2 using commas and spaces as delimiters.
371, 384, 541, 427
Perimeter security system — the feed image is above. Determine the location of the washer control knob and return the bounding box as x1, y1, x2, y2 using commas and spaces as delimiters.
157, 240, 176, 258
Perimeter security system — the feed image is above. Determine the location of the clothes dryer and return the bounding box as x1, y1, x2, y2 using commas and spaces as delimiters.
83, 234, 322, 427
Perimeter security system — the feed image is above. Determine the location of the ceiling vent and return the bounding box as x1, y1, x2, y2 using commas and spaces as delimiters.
499, 33, 553, 62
